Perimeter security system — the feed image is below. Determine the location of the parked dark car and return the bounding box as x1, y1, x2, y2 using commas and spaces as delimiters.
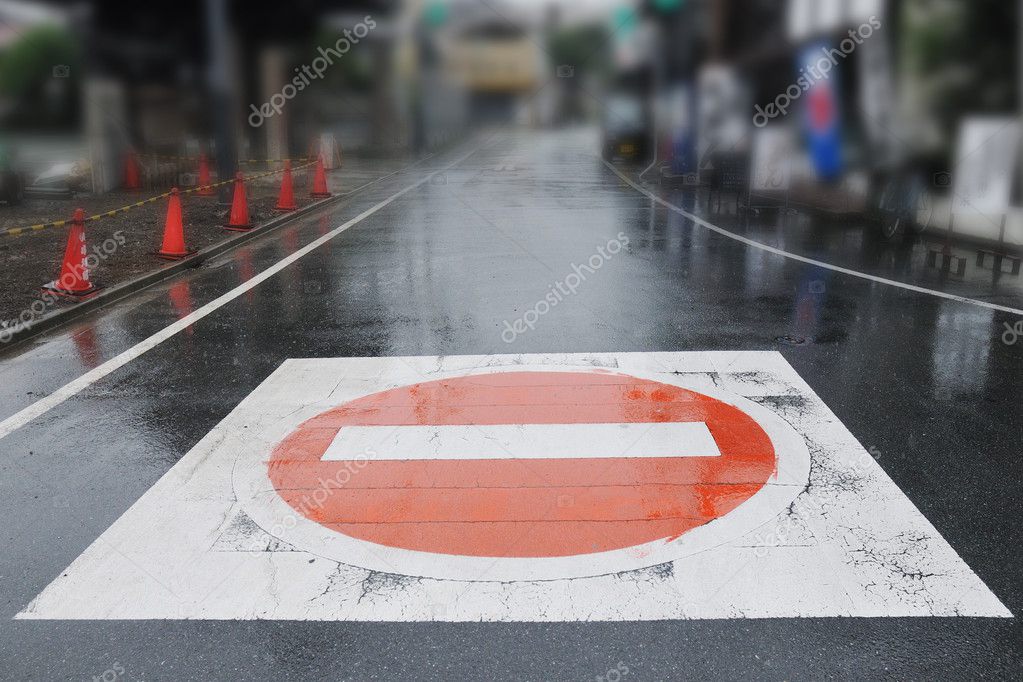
601, 92, 651, 162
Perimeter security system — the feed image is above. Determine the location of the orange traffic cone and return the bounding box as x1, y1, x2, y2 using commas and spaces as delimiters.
42, 209, 100, 299
196, 153, 214, 196
276, 160, 297, 211
124, 151, 141, 192
224, 172, 252, 231
310, 155, 331, 198
156, 188, 195, 260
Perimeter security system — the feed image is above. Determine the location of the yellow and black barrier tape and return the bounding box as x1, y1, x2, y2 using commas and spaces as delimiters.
0, 159, 318, 239
142, 154, 200, 161
240, 157, 317, 165
141, 153, 316, 165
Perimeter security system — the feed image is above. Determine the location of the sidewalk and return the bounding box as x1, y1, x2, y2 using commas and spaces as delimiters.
0, 155, 412, 335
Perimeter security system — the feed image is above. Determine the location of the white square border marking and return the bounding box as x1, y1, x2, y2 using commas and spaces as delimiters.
16, 352, 1011, 621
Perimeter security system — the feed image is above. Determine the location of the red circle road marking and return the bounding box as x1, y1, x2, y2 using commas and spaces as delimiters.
268, 371, 777, 558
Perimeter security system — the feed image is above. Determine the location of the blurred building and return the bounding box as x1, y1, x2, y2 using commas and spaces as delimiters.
1, 0, 406, 194
440, 0, 547, 125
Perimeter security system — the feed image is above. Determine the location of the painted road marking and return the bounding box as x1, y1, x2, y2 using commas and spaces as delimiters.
0, 143, 484, 443
18, 352, 1010, 621
603, 159, 1023, 317
323, 422, 722, 461
266, 369, 795, 569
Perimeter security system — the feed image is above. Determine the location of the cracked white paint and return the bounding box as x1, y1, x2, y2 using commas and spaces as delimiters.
16, 352, 1011, 621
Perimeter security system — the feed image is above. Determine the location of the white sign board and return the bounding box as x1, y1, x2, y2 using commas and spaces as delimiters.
951, 118, 1020, 214
751, 127, 794, 191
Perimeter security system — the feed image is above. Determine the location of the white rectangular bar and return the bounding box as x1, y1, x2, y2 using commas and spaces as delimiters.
321, 422, 722, 461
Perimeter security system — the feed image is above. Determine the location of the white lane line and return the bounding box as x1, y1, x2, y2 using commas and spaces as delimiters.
322, 422, 722, 461
603, 159, 1023, 317
0, 144, 484, 442
335, 149, 442, 199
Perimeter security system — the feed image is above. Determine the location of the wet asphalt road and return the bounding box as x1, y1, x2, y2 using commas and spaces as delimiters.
0, 128, 1020, 680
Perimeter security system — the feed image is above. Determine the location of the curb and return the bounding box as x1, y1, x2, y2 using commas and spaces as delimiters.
1, 191, 347, 350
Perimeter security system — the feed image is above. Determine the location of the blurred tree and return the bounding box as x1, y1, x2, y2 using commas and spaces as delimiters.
902, 0, 1017, 150
423, 1, 450, 29
547, 24, 611, 80
309, 29, 375, 93
0, 24, 80, 130
547, 23, 612, 123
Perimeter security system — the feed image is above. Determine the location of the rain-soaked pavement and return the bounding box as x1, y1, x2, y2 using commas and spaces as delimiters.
0, 128, 1020, 680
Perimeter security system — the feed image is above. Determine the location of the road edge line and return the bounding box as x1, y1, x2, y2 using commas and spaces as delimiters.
602, 159, 1023, 317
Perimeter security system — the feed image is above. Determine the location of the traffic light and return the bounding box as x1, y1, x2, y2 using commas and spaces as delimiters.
652, 0, 684, 12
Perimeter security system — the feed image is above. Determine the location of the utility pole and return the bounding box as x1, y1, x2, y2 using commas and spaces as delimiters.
206, 0, 238, 205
